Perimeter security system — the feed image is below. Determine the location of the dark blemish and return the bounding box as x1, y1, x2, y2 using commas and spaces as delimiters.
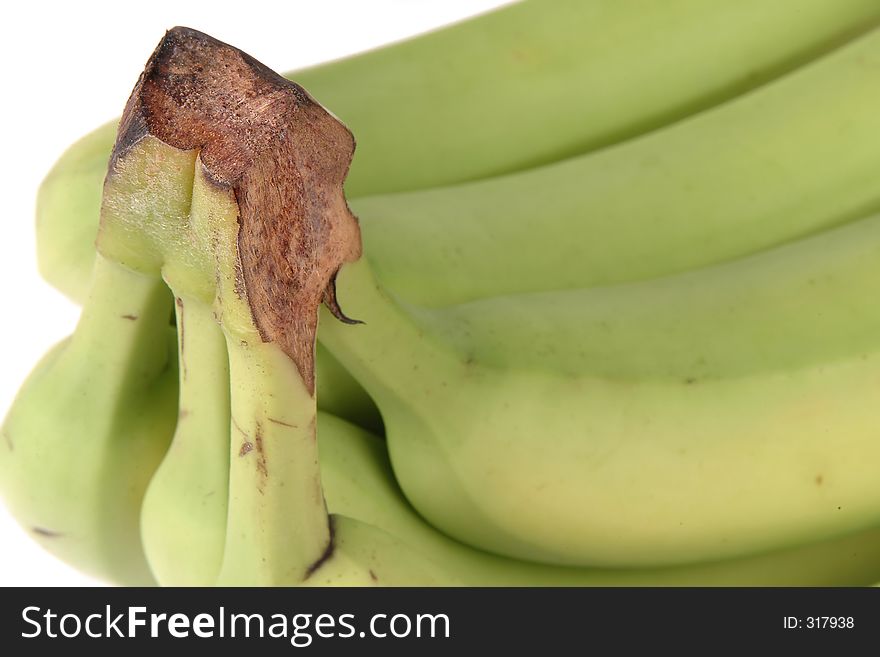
32, 527, 63, 538
369, 569, 378, 582
121, 314, 138, 321
232, 417, 248, 437
464, 355, 475, 366
254, 422, 268, 493
239, 441, 254, 456
176, 297, 186, 381
178, 408, 190, 421
304, 517, 336, 579
684, 377, 697, 385
267, 417, 296, 428
204, 491, 215, 498
315, 480, 327, 508
109, 110, 149, 170
838, 506, 842, 510
323, 270, 362, 325
815, 475, 823, 486
239, 340, 248, 348
233, 256, 246, 300
3, 431, 12, 451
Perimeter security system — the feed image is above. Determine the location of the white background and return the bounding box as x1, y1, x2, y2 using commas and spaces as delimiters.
0, 0, 512, 587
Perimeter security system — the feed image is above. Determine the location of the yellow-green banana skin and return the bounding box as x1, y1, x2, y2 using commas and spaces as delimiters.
318, 412, 880, 586
321, 211, 880, 568
0, 258, 178, 585
36, 122, 117, 303
315, 343, 382, 434
360, 25, 880, 306
35, 1, 880, 303
302, 0, 880, 197
139, 293, 230, 587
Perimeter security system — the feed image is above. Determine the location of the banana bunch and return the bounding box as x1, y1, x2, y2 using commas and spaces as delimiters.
5, 0, 880, 586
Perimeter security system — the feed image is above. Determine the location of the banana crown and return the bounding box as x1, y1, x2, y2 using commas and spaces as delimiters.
98, 26, 361, 389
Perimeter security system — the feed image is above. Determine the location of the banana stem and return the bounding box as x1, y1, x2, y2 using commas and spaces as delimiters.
65, 253, 173, 386
215, 338, 331, 585
318, 259, 460, 414
140, 292, 231, 586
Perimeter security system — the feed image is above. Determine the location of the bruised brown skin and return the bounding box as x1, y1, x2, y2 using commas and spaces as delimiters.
111, 26, 361, 393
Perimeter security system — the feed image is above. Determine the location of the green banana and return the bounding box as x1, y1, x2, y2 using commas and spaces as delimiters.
35, 0, 880, 303
319, 208, 880, 567
141, 376, 880, 586
139, 291, 230, 586
0, 254, 177, 585
318, 411, 880, 586
358, 25, 880, 305
292, 0, 880, 197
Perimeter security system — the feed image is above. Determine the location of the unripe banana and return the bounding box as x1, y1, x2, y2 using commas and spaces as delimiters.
37, 123, 113, 302
319, 210, 880, 567
300, 0, 880, 198
139, 292, 230, 586
358, 25, 880, 305
36, 1, 880, 302
318, 412, 880, 586
0, 255, 177, 585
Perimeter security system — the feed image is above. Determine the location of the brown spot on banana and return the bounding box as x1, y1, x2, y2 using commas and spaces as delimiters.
267, 417, 296, 428
176, 297, 186, 382
304, 516, 336, 580
32, 527, 63, 539
253, 422, 269, 494
231, 417, 247, 437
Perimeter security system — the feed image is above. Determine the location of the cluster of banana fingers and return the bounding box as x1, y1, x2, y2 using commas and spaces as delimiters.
6, 0, 880, 586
